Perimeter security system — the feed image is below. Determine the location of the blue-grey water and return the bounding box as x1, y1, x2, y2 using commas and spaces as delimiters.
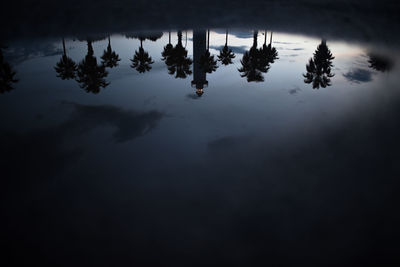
1, 30, 400, 265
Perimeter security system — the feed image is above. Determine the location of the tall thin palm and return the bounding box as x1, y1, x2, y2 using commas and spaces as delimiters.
200, 29, 218, 73
238, 31, 268, 82
76, 41, 109, 94
303, 40, 335, 89
162, 31, 174, 61
260, 31, 278, 65
0, 47, 18, 93
164, 31, 192, 78
101, 36, 121, 68
55, 38, 77, 80
218, 30, 235, 66
131, 39, 154, 73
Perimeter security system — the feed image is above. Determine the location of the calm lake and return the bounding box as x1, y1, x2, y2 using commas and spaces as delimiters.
1, 29, 400, 265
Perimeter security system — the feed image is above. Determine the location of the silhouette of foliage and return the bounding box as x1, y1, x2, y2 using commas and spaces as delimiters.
125, 32, 163, 42
238, 31, 268, 82
163, 31, 192, 78
368, 53, 393, 72
260, 31, 278, 68
101, 36, 121, 68
162, 31, 174, 61
303, 40, 335, 89
0, 47, 18, 93
199, 30, 218, 74
76, 41, 109, 94
200, 50, 218, 73
55, 38, 77, 80
131, 40, 154, 73
218, 30, 235, 66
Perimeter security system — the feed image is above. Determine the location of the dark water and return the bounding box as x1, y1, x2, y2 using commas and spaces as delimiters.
1, 29, 400, 265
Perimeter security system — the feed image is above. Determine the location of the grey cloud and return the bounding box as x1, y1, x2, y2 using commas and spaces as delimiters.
209, 45, 248, 55
343, 68, 373, 83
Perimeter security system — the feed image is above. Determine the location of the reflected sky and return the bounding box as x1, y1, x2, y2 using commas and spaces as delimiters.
1, 29, 400, 265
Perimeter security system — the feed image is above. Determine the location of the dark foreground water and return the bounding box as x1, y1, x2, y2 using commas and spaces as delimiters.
1, 29, 400, 265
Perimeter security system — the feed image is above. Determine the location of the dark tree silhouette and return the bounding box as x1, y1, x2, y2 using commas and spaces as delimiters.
0, 47, 18, 93
55, 38, 77, 80
131, 39, 154, 73
163, 31, 192, 78
238, 30, 268, 82
368, 53, 393, 72
218, 30, 235, 66
101, 36, 121, 68
260, 31, 278, 67
162, 31, 173, 61
200, 29, 218, 73
76, 40, 109, 94
125, 32, 163, 42
303, 40, 335, 89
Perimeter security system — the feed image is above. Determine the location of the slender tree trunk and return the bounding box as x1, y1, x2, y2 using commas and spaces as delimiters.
253, 31, 258, 49
168, 31, 171, 44
264, 31, 267, 46
185, 31, 187, 48
207, 29, 210, 51
178, 30, 182, 46
226, 29, 228, 46
270, 32, 273, 46
87, 40, 93, 56
62, 38, 66, 56
140, 39, 143, 49
108, 36, 111, 46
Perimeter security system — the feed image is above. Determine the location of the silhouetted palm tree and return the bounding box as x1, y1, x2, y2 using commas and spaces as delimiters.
0, 47, 18, 93
55, 38, 77, 80
162, 31, 173, 61
218, 30, 235, 66
238, 30, 268, 82
368, 53, 393, 72
200, 29, 218, 73
303, 40, 335, 89
76, 40, 109, 94
131, 39, 154, 73
163, 31, 192, 78
260, 31, 278, 66
101, 36, 121, 68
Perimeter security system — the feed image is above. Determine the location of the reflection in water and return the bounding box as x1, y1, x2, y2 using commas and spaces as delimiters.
163, 31, 192, 79
2, 30, 397, 97
260, 31, 278, 69
2, 28, 400, 265
76, 40, 109, 94
54, 38, 77, 80
131, 38, 154, 73
303, 40, 335, 89
239, 31, 269, 82
191, 30, 208, 97
0, 46, 18, 93
200, 30, 219, 74
101, 36, 121, 68
368, 53, 393, 72
217, 30, 235, 66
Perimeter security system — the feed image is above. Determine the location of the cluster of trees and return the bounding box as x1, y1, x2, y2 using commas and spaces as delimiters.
47, 33, 400, 93
55, 36, 120, 93
0, 31, 394, 95
239, 31, 278, 82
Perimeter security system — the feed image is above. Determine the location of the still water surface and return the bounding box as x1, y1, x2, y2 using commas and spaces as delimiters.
1, 29, 399, 264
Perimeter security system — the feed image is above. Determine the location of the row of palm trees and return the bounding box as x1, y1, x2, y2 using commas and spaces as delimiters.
0, 32, 393, 94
